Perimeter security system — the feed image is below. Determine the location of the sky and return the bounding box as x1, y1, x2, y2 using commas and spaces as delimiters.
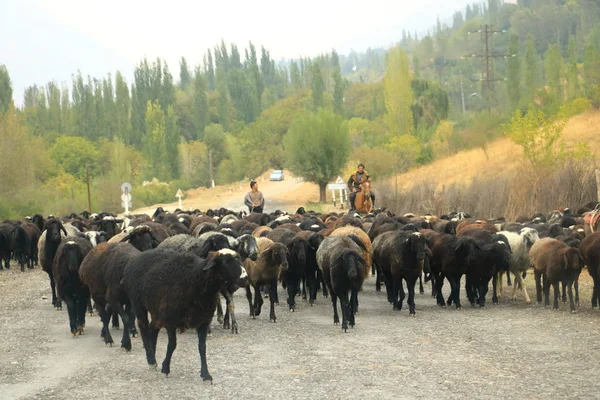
1, 0, 479, 103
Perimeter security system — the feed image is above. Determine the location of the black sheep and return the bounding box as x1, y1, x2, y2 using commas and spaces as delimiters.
373, 231, 428, 315
123, 248, 247, 380
11, 222, 41, 272
39, 219, 70, 307
0, 222, 14, 269
79, 226, 157, 348
296, 231, 325, 305
316, 235, 367, 332
53, 236, 93, 335
464, 240, 511, 307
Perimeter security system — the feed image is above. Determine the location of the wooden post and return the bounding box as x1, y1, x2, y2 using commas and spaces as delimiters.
85, 164, 92, 213
595, 169, 600, 203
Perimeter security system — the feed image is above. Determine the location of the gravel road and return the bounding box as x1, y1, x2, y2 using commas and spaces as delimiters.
1, 268, 600, 400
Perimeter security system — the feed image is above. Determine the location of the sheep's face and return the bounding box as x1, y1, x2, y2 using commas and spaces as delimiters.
409, 232, 427, 261
214, 250, 247, 287
521, 228, 539, 248
238, 235, 258, 261
46, 220, 65, 242
64, 243, 83, 272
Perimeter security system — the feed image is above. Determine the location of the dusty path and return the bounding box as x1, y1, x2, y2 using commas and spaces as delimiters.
2, 267, 600, 399
131, 170, 322, 216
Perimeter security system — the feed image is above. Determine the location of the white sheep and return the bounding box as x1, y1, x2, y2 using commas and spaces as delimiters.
497, 227, 540, 303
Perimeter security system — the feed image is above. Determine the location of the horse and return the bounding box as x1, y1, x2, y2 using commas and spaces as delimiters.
354, 181, 373, 213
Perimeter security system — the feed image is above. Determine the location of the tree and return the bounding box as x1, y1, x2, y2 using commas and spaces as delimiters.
290, 61, 302, 90
331, 50, 344, 115
507, 34, 521, 109
384, 46, 413, 135
384, 134, 421, 172
0, 65, 12, 114
142, 100, 169, 180
164, 105, 180, 178
179, 57, 192, 90
205, 50, 215, 91
566, 35, 579, 99
524, 34, 538, 105
311, 62, 324, 110
284, 110, 350, 202
203, 123, 228, 171
247, 42, 264, 108
545, 43, 563, 99
49, 136, 100, 180
227, 69, 259, 123
193, 68, 209, 139
115, 71, 131, 144
583, 44, 600, 106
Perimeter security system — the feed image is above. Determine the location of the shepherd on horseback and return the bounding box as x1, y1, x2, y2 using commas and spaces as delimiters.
348, 163, 375, 211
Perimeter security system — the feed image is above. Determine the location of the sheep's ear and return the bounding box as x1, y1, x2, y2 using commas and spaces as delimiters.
119, 233, 132, 243
59, 223, 68, 237
197, 240, 213, 258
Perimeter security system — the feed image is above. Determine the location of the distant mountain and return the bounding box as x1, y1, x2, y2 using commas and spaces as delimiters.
0, 1, 132, 105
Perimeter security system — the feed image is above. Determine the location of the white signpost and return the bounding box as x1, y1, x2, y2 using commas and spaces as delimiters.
121, 182, 132, 214
328, 176, 348, 209
176, 188, 183, 209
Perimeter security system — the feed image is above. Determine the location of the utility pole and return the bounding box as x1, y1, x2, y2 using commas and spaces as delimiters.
464, 24, 514, 113
85, 164, 92, 213
459, 72, 466, 117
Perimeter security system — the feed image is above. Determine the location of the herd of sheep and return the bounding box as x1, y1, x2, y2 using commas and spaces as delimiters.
1, 202, 600, 382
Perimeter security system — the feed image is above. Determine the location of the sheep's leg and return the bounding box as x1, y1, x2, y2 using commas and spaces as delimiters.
374, 261, 382, 293
497, 271, 504, 297
197, 325, 212, 382
407, 277, 417, 315
479, 277, 490, 307
331, 291, 340, 325
111, 311, 120, 329
115, 303, 132, 351
449, 275, 462, 309
125, 303, 137, 338
216, 294, 224, 325
435, 273, 446, 306
306, 271, 317, 306
535, 270, 543, 304
269, 280, 278, 322
64, 294, 78, 336
506, 270, 512, 286
286, 276, 297, 311
491, 274, 499, 304
161, 326, 177, 376
397, 280, 406, 311
567, 281, 576, 312
317, 269, 328, 297
418, 274, 424, 294
76, 290, 88, 334
512, 273, 531, 303
349, 289, 358, 327
543, 273, 551, 307
301, 275, 307, 300
222, 291, 238, 334
465, 275, 475, 306
591, 276, 599, 308
47, 272, 60, 309
339, 291, 350, 332
430, 274, 437, 297
383, 273, 394, 305
97, 304, 114, 346
136, 313, 156, 366
253, 284, 264, 317
574, 272, 580, 307
561, 281, 567, 303
552, 281, 560, 310
87, 298, 94, 316
245, 286, 255, 318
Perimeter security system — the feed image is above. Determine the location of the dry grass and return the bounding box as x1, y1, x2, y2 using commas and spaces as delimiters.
383, 110, 600, 191
378, 110, 600, 218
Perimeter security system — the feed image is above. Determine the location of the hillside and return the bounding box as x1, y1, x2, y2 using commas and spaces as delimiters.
383, 110, 600, 190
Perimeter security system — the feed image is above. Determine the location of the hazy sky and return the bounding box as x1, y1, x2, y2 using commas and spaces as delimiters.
2, 0, 478, 102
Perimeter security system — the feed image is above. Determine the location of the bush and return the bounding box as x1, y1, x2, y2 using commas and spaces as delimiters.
132, 183, 173, 207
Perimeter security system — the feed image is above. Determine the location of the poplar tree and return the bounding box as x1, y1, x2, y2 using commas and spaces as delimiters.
384, 46, 413, 135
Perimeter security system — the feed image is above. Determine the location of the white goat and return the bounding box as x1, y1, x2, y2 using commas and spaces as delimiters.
497, 227, 540, 303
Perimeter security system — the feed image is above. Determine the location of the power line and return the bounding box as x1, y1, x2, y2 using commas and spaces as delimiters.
463, 24, 515, 112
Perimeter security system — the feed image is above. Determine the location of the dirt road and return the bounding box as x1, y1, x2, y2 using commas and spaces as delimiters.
2, 267, 600, 399
132, 170, 323, 216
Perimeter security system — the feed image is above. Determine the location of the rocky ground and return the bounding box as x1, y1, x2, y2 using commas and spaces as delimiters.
1, 267, 600, 399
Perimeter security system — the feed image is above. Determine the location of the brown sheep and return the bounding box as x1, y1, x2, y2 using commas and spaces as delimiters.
252, 226, 272, 238
330, 226, 372, 277
530, 238, 583, 312
243, 237, 289, 322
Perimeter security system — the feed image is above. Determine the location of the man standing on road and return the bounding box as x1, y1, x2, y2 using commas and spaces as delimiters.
244, 180, 265, 213
348, 163, 375, 210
